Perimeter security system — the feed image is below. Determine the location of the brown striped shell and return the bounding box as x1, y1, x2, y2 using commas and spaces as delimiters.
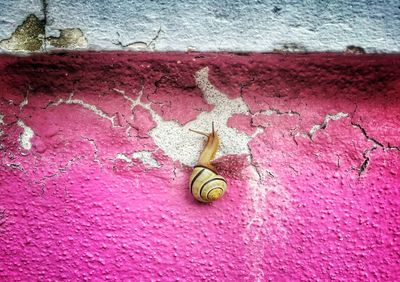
190, 165, 227, 203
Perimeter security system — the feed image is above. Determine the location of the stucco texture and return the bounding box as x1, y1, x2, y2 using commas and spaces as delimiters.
0, 52, 399, 281
1, 0, 400, 52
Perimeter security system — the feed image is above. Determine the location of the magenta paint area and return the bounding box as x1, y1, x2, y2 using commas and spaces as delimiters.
0, 52, 400, 281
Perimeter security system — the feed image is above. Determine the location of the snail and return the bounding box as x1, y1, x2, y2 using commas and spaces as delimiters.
189, 123, 227, 203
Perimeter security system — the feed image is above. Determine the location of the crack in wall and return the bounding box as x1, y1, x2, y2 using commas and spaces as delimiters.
256, 108, 300, 117
19, 87, 30, 109
48, 93, 117, 127
4, 163, 24, 171
350, 122, 400, 175
351, 122, 384, 148
41, 0, 48, 51
113, 27, 163, 50
352, 122, 400, 151
309, 112, 349, 139
81, 136, 99, 163
34, 156, 81, 195
358, 155, 370, 176
113, 87, 143, 109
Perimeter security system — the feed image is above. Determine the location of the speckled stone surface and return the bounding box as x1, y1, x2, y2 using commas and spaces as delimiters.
0, 52, 399, 281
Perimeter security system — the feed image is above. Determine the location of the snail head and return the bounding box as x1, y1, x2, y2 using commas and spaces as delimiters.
189, 122, 220, 168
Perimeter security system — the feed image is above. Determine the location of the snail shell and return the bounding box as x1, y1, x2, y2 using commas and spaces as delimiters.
190, 165, 227, 203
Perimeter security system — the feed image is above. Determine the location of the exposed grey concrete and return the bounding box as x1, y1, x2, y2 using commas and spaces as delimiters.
1, 0, 400, 52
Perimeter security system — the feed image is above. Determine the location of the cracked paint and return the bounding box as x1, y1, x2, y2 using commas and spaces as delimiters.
115, 27, 163, 51
0, 13, 87, 53
0, 113, 3, 138
47, 28, 88, 49
0, 14, 44, 52
48, 93, 117, 126
309, 112, 349, 139
0, 53, 400, 281
16, 119, 34, 150
132, 151, 161, 168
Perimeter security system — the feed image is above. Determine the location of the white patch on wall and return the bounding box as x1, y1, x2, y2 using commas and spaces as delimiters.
150, 68, 251, 166
0, 113, 4, 137
116, 153, 132, 163
132, 151, 160, 168
19, 92, 29, 109
116, 151, 160, 168
17, 119, 34, 150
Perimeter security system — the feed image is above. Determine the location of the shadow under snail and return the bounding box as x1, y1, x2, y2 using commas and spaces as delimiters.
189, 123, 228, 203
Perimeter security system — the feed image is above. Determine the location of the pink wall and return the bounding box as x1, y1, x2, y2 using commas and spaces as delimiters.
0, 53, 399, 281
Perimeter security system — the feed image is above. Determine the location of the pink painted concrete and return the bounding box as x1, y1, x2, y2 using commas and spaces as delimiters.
0, 52, 400, 281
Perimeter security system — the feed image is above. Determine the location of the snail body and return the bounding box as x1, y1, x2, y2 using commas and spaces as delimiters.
189, 123, 227, 203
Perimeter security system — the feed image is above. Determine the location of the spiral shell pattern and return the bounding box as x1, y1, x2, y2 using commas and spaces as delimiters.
190, 165, 227, 203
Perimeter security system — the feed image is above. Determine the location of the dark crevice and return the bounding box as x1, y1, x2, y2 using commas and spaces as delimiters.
358, 157, 369, 176
358, 147, 377, 176
351, 122, 385, 148
239, 78, 255, 97
41, 0, 48, 51
388, 145, 400, 151
268, 108, 300, 116
351, 121, 400, 176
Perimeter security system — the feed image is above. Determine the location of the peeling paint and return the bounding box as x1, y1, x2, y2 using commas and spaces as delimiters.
116, 151, 160, 169
345, 45, 366, 54
0, 14, 44, 52
274, 42, 307, 52
19, 89, 29, 109
132, 151, 160, 168
116, 153, 132, 163
16, 119, 34, 150
48, 28, 88, 49
143, 67, 253, 166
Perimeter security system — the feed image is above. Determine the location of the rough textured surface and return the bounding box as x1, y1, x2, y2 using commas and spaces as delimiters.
0, 14, 45, 52
0, 52, 400, 281
47, 28, 88, 49
1, 0, 400, 52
